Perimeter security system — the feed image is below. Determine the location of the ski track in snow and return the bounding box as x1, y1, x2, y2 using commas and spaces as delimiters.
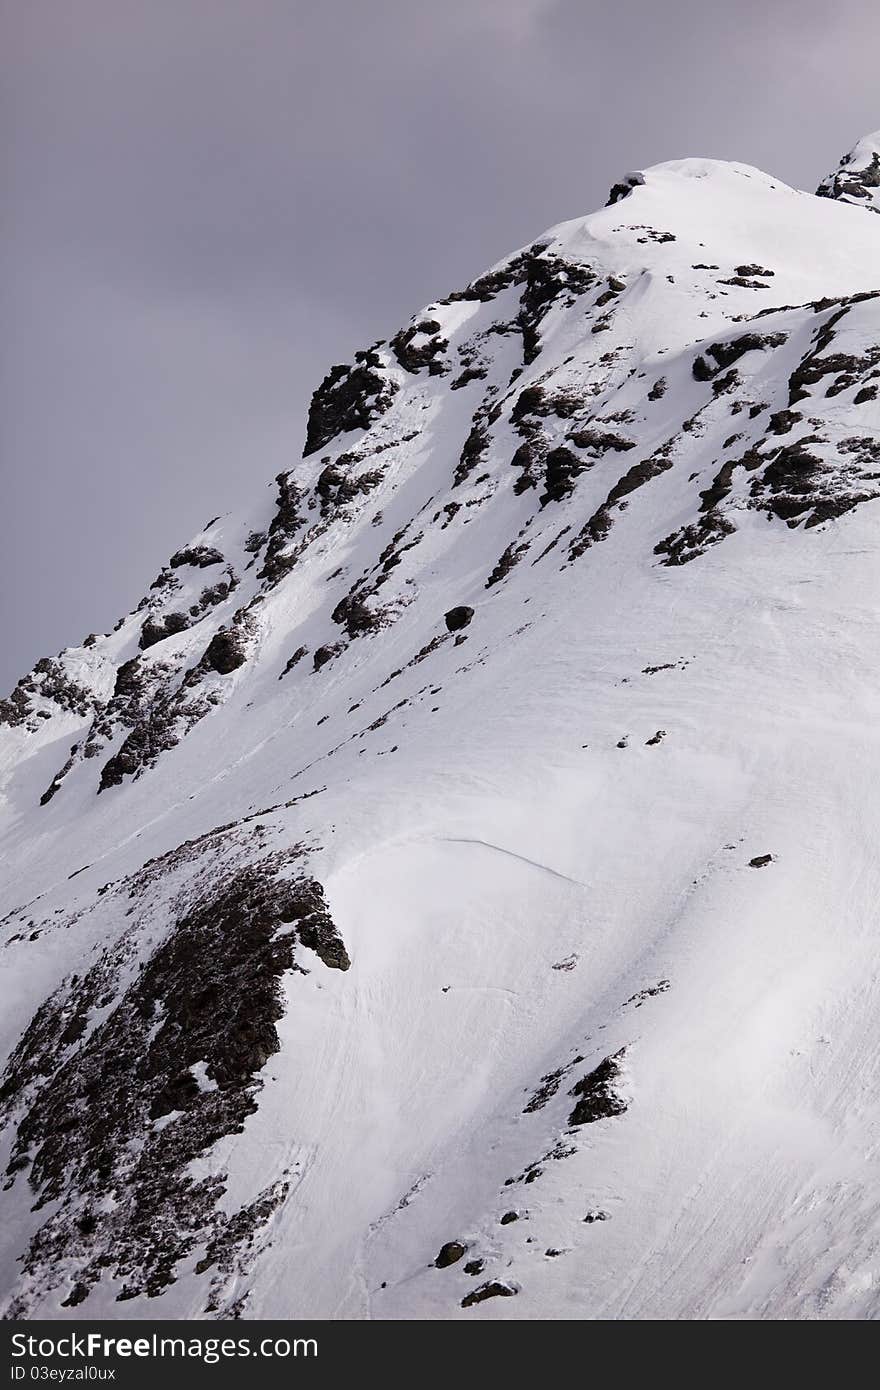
437, 836, 590, 888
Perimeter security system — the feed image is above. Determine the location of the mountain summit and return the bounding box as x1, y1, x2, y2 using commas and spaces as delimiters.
2, 132, 880, 1321
817, 129, 880, 213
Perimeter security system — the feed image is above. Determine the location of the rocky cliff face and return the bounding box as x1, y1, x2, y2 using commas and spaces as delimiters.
816, 129, 880, 214
2, 135, 880, 1321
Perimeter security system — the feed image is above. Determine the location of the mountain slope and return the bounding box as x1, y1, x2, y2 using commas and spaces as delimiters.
817, 130, 880, 213
1, 139, 880, 1321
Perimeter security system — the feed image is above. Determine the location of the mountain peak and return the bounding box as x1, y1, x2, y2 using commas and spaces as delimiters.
3, 128, 880, 1322
816, 129, 880, 213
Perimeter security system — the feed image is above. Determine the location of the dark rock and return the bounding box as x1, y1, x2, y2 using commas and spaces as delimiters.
99, 716, 180, 792
436, 250, 532, 308
303, 349, 398, 457
693, 333, 786, 384
509, 440, 540, 493
189, 578, 235, 619
0, 849, 347, 1307
568, 427, 635, 453
453, 419, 492, 488
450, 366, 488, 390
511, 384, 582, 429
169, 546, 224, 569
499, 1210, 520, 1225
524, 1057, 581, 1112
486, 542, 529, 588
40, 743, 81, 806
0, 657, 100, 730
634, 228, 675, 244
606, 171, 645, 206
788, 324, 867, 405
138, 612, 190, 651
518, 255, 596, 363
0, 686, 32, 728
748, 854, 774, 868
149, 567, 177, 592
568, 1051, 627, 1126
461, 1280, 518, 1308
734, 264, 774, 278
712, 368, 740, 396
444, 606, 474, 633
510, 384, 547, 425
203, 629, 247, 675
61, 1282, 89, 1308
464, 1259, 485, 1276
767, 409, 802, 435
390, 320, 449, 375
280, 647, 308, 679
816, 149, 880, 208
257, 473, 307, 585
293, 888, 351, 969
316, 457, 384, 515
654, 510, 736, 566
100, 611, 256, 790
113, 657, 144, 700
434, 1240, 466, 1268
742, 433, 876, 529
313, 643, 344, 671
624, 980, 670, 1008
332, 594, 383, 639
718, 276, 769, 289
542, 446, 586, 505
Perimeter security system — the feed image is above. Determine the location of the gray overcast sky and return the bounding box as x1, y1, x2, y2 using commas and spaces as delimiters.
2, 0, 877, 691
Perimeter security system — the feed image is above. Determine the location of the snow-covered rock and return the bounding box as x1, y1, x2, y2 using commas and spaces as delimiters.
2, 130, 880, 1321
817, 130, 880, 214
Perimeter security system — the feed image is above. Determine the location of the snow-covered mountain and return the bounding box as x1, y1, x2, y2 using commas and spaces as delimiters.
817, 129, 880, 213
2, 133, 880, 1322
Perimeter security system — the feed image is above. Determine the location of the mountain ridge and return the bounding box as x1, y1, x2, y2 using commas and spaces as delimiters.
1, 133, 880, 1320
